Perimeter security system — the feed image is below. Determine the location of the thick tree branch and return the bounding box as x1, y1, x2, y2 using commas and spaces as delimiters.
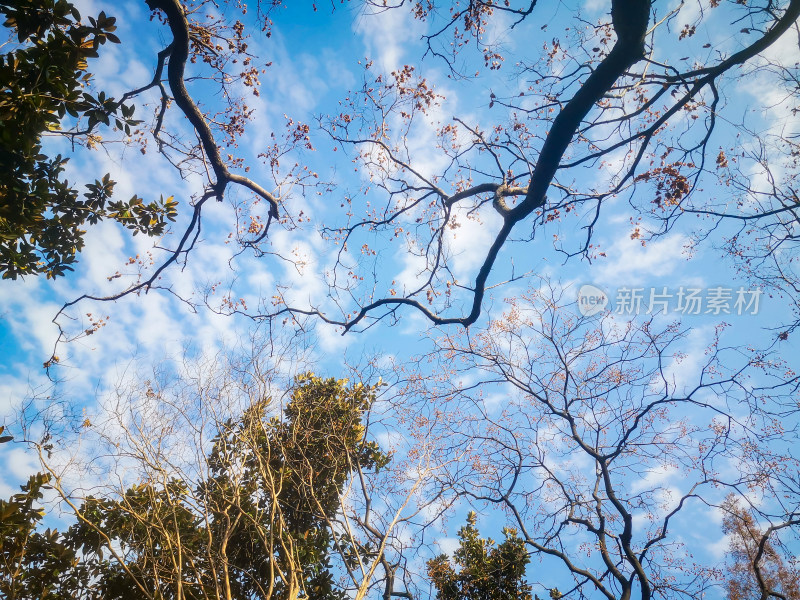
145, 0, 279, 218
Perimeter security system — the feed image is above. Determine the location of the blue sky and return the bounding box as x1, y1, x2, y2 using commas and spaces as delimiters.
3, 0, 800, 598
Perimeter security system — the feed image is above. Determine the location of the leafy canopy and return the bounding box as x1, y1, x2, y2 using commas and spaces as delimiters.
427, 511, 543, 600
0, 0, 177, 280
722, 496, 800, 600
0, 375, 389, 600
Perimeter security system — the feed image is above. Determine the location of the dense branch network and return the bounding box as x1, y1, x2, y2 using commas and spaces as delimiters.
281, 0, 800, 331
409, 282, 800, 600
43, 0, 800, 343
316, 0, 800, 331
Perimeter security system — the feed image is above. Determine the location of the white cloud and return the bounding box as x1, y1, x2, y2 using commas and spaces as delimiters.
435, 536, 460, 556
354, 6, 426, 73
630, 464, 680, 494
446, 205, 504, 283
583, 0, 606, 16
596, 233, 690, 286
0, 447, 40, 498
706, 532, 731, 560
0, 278, 59, 357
